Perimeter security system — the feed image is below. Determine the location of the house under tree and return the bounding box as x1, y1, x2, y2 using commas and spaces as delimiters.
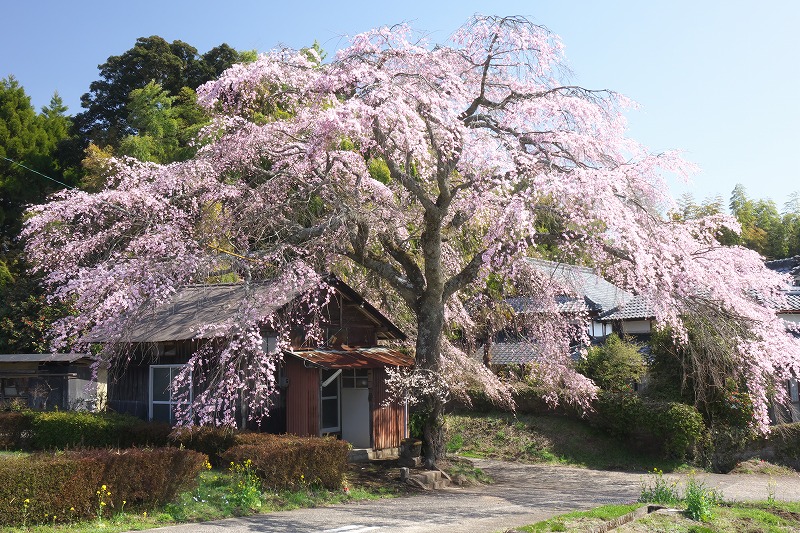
105, 276, 411, 453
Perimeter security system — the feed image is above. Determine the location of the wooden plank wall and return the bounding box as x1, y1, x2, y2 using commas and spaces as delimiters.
371, 367, 406, 449
285, 357, 320, 437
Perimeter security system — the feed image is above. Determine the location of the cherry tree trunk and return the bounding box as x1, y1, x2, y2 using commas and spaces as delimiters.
416, 289, 447, 468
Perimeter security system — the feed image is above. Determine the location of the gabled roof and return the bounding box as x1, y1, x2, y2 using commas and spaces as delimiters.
116, 275, 404, 343
523, 258, 634, 314
123, 280, 314, 343
598, 295, 656, 321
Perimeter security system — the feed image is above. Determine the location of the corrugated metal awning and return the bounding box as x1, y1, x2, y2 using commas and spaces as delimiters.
287, 346, 413, 369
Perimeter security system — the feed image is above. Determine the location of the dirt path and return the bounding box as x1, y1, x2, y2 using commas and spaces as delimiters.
141, 459, 800, 533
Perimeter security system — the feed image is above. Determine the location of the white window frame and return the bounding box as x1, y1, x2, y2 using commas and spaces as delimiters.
320, 368, 341, 433
149, 364, 192, 424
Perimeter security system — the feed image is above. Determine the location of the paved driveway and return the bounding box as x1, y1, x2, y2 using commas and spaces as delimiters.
143, 459, 800, 533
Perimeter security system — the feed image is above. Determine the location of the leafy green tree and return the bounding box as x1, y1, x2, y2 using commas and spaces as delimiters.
74, 37, 239, 148
0, 262, 70, 353
672, 193, 737, 245
676, 192, 725, 221
729, 184, 787, 258
118, 81, 180, 162
782, 193, 800, 257
0, 79, 74, 353
0, 77, 70, 240
577, 334, 647, 392
648, 318, 753, 430
117, 82, 208, 163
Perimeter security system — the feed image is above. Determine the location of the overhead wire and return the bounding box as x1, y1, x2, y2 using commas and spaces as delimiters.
3, 155, 264, 266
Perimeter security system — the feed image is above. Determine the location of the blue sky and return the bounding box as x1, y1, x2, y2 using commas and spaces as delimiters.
2, 0, 798, 209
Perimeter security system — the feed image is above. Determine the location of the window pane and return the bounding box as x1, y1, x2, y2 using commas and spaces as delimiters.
321, 369, 339, 397
343, 377, 354, 388
355, 377, 369, 388
321, 398, 339, 430
152, 368, 172, 401
152, 403, 171, 422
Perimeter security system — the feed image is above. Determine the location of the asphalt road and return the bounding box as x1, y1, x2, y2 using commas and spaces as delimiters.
141, 459, 800, 533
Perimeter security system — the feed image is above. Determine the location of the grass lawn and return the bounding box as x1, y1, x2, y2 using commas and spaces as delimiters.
514, 501, 800, 532
445, 410, 690, 472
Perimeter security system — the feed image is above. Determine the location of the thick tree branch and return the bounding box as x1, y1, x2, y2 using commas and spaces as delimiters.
372, 119, 438, 214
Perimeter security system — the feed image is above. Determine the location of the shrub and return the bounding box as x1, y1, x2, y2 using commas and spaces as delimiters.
168, 425, 239, 466
578, 334, 646, 392
30, 410, 170, 450
652, 402, 708, 460
65, 447, 207, 509
31, 410, 116, 449
222, 435, 350, 490
708, 425, 758, 473
0, 447, 206, 526
0, 455, 94, 525
118, 418, 171, 448
0, 411, 34, 449
592, 391, 708, 461
765, 422, 800, 470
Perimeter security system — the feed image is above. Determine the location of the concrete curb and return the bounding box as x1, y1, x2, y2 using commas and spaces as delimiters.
590, 504, 664, 533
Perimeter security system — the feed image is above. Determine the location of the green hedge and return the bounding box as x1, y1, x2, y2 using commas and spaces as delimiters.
168, 425, 239, 467
0, 410, 170, 450
221, 435, 350, 490
768, 422, 800, 470
0, 411, 35, 449
592, 391, 708, 461
0, 447, 206, 526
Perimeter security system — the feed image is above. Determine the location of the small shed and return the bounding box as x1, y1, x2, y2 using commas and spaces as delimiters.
0, 353, 103, 410
106, 276, 412, 452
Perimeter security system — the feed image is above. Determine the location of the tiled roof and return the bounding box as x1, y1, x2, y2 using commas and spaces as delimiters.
505, 295, 588, 314
765, 256, 800, 276
598, 295, 656, 321
483, 338, 584, 365
781, 293, 800, 312
524, 258, 633, 314
486, 339, 540, 365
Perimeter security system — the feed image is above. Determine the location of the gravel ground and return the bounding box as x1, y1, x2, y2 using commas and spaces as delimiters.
131, 458, 800, 533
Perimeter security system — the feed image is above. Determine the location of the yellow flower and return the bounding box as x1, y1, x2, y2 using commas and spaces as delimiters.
70, 507, 75, 512
24, 499, 30, 504
101, 484, 107, 491
143, 511, 147, 518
